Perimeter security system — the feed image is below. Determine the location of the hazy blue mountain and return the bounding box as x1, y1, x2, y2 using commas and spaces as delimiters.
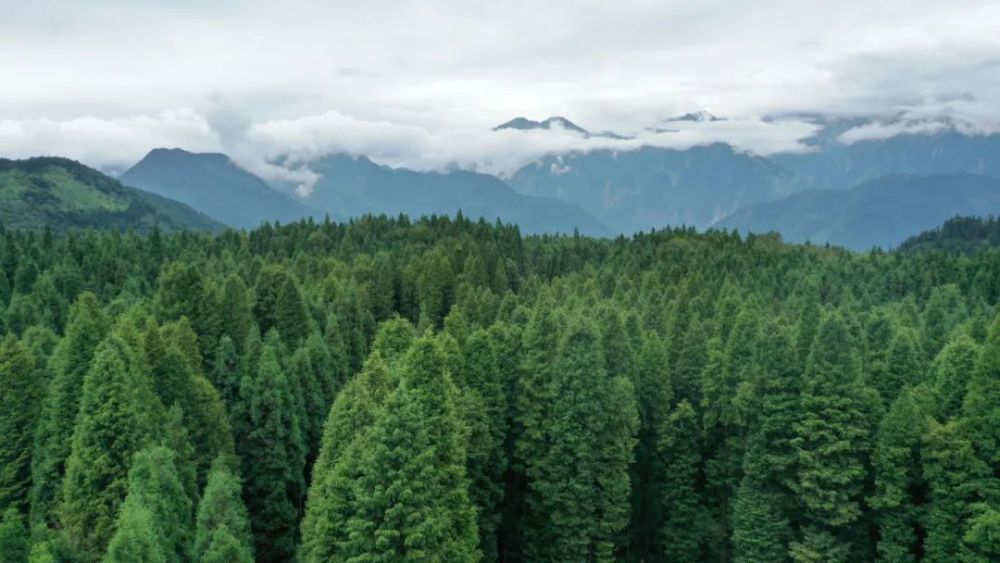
773, 130, 1000, 190
715, 174, 1000, 250
508, 143, 795, 233
301, 154, 609, 236
0, 157, 222, 232
121, 148, 319, 229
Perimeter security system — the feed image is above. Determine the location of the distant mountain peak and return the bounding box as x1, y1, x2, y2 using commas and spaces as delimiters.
493, 116, 590, 135
666, 110, 723, 123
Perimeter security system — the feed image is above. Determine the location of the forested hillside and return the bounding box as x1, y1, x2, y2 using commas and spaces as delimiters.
0, 157, 222, 233
900, 216, 1000, 254
0, 215, 999, 562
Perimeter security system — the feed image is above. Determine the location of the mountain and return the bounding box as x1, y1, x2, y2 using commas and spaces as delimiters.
715, 174, 1000, 250
897, 215, 1000, 253
773, 130, 1000, 190
493, 116, 590, 135
301, 154, 609, 236
508, 143, 795, 233
665, 110, 723, 122
121, 148, 319, 229
0, 157, 222, 232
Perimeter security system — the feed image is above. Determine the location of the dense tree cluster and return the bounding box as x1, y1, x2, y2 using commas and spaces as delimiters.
0, 214, 998, 561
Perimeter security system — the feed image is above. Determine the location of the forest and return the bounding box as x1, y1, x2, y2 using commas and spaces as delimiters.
0, 215, 998, 562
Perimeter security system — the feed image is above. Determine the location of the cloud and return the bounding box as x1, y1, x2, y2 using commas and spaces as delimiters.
0, 109, 220, 171
1, 0, 999, 175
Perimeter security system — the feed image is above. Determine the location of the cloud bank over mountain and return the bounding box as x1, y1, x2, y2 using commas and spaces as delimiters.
2, 0, 999, 185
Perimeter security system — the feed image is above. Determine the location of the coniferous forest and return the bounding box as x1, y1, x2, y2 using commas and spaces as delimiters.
0, 215, 999, 562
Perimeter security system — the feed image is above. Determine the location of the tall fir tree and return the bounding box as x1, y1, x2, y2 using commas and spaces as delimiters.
101, 501, 166, 563
963, 314, 1000, 469
527, 317, 639, 561
790, 313, 874, 561
235, 333, 305, 563
870, 390, 927, 562
318, 335, 479, 561
921, 419, 991, 563
194, 458, 254, 563
30, 292, 109, 529
657, 400, 703, 562
0, 335, 42, 513
298, 357, 393, 562
119, 446, 193, 563
59, 335, 162, 557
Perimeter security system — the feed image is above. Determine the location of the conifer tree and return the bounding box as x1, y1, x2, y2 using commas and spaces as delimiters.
870, 390, 927, 562
0, 508, 28, 563
151, 324, 235, 487
30, 292, 109, 529
319, 335, 479, 561
121, 446, 193, 563
658, 400, 702, 562
299, 358, 392, 562
151, 407, 194, 505
253, 266, 310, 348
288, 346, 326, 464
512, 305, 562, 558
790, 313, 873, 560
0, 335, 41, 513
929, 334, 979, 420
922, 419, 990, 562
629, 334, 672, 559
210, 335, 241, 412
219, 273, 253, 353
458, 329, 507, 560
731, 321, 799, 563
963, 314, 1000, 468
876, 327, 923, 406
236, 334, 305, 563
731, 475, 791, 563
59, 335, 161, 557
526, 317, 638, 561
194, 459, 254, 563
102, 501, 166, 563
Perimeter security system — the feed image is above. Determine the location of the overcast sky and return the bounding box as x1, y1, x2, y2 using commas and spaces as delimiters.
2, 0, 999, 186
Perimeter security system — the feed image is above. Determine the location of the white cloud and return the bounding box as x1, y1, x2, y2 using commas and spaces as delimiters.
1, 0, 999, 173
0, 109, 220, 171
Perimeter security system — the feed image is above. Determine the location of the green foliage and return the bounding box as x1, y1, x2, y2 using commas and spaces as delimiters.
0, 336, 42, 513
235, 333, 304, 563
194, 458, 253, 563
102, 500, 166, 563
0, 214, 996, 563
121, 446, 193, 562
59, 335, 162, 557
30, 293, 109, 529
658, 400, 703, 562
0, 508, 28, 563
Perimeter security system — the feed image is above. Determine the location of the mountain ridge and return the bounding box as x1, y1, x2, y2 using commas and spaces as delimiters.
0, 156, 223, 232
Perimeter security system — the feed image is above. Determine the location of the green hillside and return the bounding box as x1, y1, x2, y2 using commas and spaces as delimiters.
0, 157, 222, 232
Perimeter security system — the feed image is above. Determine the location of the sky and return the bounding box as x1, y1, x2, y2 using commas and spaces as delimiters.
2, 0, 999, 188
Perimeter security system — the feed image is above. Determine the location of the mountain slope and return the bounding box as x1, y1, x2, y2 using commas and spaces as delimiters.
508, 143, 794, 233
302, 154, 609, 236
715, 174, 1000, 250
121, 148, 319, 229
0, 157, 222, 232
773, 130, 1000, 190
